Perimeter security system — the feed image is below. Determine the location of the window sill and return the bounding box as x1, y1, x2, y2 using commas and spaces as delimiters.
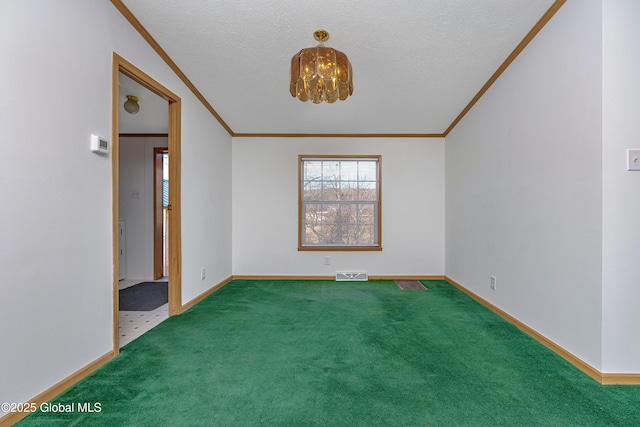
298, 246, 382, 252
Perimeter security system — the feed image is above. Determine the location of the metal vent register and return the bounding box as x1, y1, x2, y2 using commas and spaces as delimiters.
335, 272, 368, 281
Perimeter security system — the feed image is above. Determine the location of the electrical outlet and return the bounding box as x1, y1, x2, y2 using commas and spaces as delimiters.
201, 267, 206, 280
490, 275, 497, 290
324, 256, 331, 266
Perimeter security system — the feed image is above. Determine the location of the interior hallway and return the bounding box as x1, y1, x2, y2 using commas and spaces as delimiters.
118, 278, 168, 347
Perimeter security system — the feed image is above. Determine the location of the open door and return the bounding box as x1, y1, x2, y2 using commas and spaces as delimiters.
154, 148, 169, 280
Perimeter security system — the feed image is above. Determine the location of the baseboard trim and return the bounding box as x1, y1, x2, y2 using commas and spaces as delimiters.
183, 275, 443, 310
232, 275, 335, 281
0, 351, 114, 426
370, 275, 445, 281
181, 275, 234, 312
231, 275, 445, 281
601, 374, 640, 385
443, 276, 640, 385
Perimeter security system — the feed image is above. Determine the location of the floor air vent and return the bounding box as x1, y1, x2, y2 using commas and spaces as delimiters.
336, 272, 368, 281
395, 280, 428, 290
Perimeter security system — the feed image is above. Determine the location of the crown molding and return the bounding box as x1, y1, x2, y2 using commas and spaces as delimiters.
112, 0, 566, 139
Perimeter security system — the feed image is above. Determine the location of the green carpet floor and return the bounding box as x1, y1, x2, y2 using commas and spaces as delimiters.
18, 280, 640, 426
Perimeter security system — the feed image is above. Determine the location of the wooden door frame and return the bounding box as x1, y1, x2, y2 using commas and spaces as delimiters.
112, 53, 182, 354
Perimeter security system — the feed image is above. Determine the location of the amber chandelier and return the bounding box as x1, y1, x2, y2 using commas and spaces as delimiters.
289, 29, 353, 103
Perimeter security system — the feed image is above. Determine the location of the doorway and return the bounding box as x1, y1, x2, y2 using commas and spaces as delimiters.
112, 53, 183, 353
154, 148, 169, 280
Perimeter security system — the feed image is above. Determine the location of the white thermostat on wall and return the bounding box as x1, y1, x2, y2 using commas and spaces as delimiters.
90, 134, 109, 154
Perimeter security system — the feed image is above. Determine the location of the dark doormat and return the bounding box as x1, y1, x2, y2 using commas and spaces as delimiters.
119, 282, 168, 311
395, 280, 428, 290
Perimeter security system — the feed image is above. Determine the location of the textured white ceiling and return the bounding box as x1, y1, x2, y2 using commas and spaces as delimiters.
117, 0, 557, 135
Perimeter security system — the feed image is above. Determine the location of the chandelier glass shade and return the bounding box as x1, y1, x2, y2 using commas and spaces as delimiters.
290, 30, 353, 103
123, 95, 140, 114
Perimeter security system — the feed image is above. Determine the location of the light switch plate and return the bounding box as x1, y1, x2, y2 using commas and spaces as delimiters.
627, 149, 640, 171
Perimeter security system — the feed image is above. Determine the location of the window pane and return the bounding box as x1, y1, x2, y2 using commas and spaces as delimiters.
339, 161, 359, 181
304, 225, 320, 244
322, 203, 339, 226
304, 203, 323, 227
337, 203, 353, 222
357, 224, 375, 244
339, 181, 357, 200
321, 185, 339, 201
358, 161, 377, 181
304, 161, 322, 181
322, 161, 340, 179
357, 204, 375, 224
302, 181, 322, 201
358, 182, 376, 201
345, 225, 361, 244
321, 223, 335, 244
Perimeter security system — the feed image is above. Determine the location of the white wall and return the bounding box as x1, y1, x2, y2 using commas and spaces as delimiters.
232, 137, 445, 276
0, 0, 232, 412
602, 0, 640, 373
445, 0, 603, 370
119, 136, 168, 280
180, 98, 233, 304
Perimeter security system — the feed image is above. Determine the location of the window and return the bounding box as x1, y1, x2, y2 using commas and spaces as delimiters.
299, 155, 381, 250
